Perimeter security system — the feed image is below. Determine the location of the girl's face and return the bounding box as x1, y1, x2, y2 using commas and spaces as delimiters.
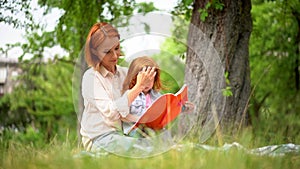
142, 78, 155, 94
97, 37, 120, 72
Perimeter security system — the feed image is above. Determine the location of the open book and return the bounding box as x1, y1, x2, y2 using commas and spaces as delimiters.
124, 84, 188, 135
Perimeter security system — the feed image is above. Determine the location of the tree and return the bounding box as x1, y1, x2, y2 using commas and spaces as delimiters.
180, 0, 252, 142
0, 61, 75, 143
0, 0, 33, 28
249, 0, 300, 143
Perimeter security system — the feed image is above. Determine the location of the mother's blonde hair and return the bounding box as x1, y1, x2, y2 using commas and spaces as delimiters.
122, 56, 163, 93
85, 22, 120, 68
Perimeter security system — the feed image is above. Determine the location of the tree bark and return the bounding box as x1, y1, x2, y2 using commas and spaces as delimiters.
184, 0, 252, 142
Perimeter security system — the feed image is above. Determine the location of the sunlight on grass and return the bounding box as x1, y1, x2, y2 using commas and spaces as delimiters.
1, 129, 300, 169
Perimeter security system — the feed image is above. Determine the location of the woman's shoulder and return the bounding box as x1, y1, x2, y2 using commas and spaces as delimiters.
82, 67, 97, 80
83, 67, 94, 75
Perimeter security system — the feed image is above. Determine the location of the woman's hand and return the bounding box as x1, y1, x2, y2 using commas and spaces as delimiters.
136, 66, 156, 91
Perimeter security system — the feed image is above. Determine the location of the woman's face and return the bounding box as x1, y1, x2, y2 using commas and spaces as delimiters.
97, 37, 120, 72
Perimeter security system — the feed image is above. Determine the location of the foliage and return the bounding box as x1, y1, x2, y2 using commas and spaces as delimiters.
0, 0, 33, 28
249, 0, 300, 144
152, 52, 185, 94
35, 0, 158, 60
222, 71, 233, 97
172, 0, 193, 21
174, 0, 224, 22
151, 15, 189, 93
198, 0, 224, 22
0, 60, 76, 141
0, 0, 158, 142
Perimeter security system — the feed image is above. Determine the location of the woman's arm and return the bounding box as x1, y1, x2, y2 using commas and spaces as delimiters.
82, 66, 156, 122
120, 114, 139, 122
82, 69, 127, 121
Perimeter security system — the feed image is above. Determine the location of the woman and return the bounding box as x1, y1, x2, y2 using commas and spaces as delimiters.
80, 22, 172, 156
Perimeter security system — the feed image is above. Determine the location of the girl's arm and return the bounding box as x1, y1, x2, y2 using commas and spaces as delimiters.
122, 66, 157, 122
127, 66, 156, 104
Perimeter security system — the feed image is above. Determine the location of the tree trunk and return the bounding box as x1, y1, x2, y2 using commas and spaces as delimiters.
184, 0, 252, 143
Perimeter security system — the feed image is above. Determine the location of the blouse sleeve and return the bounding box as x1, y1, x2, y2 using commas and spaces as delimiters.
82, 70, 130, 121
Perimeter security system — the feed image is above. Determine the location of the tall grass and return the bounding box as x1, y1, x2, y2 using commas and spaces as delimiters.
1, 129, 299, 169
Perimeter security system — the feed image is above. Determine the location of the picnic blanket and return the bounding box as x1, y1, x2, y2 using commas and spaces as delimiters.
74, 142, 300, 158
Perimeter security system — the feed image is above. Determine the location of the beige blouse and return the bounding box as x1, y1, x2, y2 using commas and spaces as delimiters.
80, 65, 129, 150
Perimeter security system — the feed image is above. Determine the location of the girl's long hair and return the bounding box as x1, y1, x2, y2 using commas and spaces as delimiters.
122, 56, 163, 94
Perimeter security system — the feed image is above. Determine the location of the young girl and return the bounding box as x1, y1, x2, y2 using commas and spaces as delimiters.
122, 56, 163, 137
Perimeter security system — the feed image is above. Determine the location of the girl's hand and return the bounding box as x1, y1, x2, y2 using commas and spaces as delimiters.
136, 66, 156, 90
182, 101, 195, 113
127, 66, 156, 105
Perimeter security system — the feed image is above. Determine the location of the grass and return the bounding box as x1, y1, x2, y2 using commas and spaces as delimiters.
1, 130, 300, 169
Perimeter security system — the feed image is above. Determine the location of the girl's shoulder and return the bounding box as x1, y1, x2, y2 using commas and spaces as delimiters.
150, 89, 162, 98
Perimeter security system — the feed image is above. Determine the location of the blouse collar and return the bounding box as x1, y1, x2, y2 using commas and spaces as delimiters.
99, 65, 120, 77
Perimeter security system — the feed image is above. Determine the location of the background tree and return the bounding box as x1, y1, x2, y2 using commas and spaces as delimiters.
171, 0, 299, 144
0, 0, 33, 28
174, 0, 252, 142
249, 0, 300, 144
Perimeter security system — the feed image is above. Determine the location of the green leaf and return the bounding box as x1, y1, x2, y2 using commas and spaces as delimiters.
215, 3, 224, 10
183, 0, 194, 6
200, 10, 208, 22
205, 2, 211, 9
222, 86, 233, 97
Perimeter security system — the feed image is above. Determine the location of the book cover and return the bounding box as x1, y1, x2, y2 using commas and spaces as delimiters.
125, 84, 188, 135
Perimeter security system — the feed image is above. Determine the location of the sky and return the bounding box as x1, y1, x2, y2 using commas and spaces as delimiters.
0, 0, 178, 60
